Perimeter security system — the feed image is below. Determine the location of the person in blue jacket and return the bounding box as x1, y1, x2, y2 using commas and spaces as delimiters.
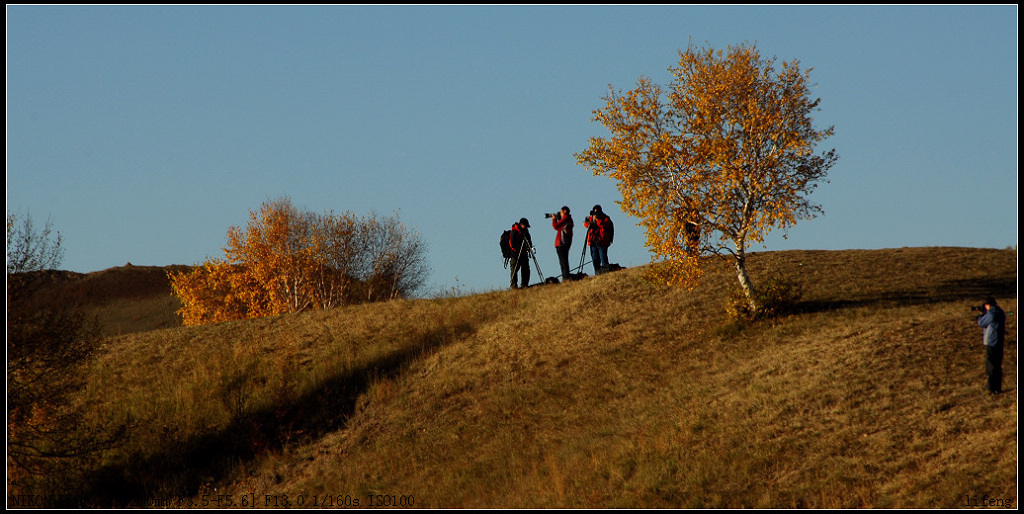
976, 296, 1006, 395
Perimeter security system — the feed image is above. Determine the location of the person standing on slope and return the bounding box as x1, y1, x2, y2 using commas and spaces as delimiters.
508, 218, 534, 289
585, 205, 614, 274
550, 206, 574, 282
976, 296, 1006, 395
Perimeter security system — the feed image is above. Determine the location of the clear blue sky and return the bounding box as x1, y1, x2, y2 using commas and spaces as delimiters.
7, 5, 1018, 295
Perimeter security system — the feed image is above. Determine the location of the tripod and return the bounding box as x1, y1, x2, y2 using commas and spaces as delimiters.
528, 245, 545, 284
511, 240, 545, 287
574, 224, 594, 275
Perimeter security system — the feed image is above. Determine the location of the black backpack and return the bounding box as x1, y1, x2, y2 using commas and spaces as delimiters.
500, 230, 515, 259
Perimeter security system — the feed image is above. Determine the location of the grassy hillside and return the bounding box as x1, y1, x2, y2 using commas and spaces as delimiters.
20, 248, 1019, 508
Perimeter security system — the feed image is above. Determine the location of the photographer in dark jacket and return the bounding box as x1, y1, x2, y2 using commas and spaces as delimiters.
976, 297, 1006, 395
508, 218, 533, 289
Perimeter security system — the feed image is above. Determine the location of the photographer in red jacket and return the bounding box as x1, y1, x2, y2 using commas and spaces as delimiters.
549, 206, 574, 282
584, 205, 613, 274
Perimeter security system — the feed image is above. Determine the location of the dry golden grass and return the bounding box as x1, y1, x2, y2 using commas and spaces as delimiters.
23, 247, 1017, 508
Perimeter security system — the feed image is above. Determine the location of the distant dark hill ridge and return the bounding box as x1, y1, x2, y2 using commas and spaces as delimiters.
16, 264, 191, 336
31, 264, 185, 302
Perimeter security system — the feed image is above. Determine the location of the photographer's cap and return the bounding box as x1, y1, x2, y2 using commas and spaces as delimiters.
519, 217, 531, 228
985, 296, 997, 306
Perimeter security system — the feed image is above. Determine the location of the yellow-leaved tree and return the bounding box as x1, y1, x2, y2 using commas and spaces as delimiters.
224, 198, 319, 316
576, 42, 837, 315
170, 198, 429, 326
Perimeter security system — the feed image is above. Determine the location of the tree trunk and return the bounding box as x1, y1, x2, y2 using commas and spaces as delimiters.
734, 250, 759, 315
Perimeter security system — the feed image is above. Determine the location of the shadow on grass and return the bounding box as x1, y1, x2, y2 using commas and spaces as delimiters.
795, 276, 1017, 315
69, 322, 474, 508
